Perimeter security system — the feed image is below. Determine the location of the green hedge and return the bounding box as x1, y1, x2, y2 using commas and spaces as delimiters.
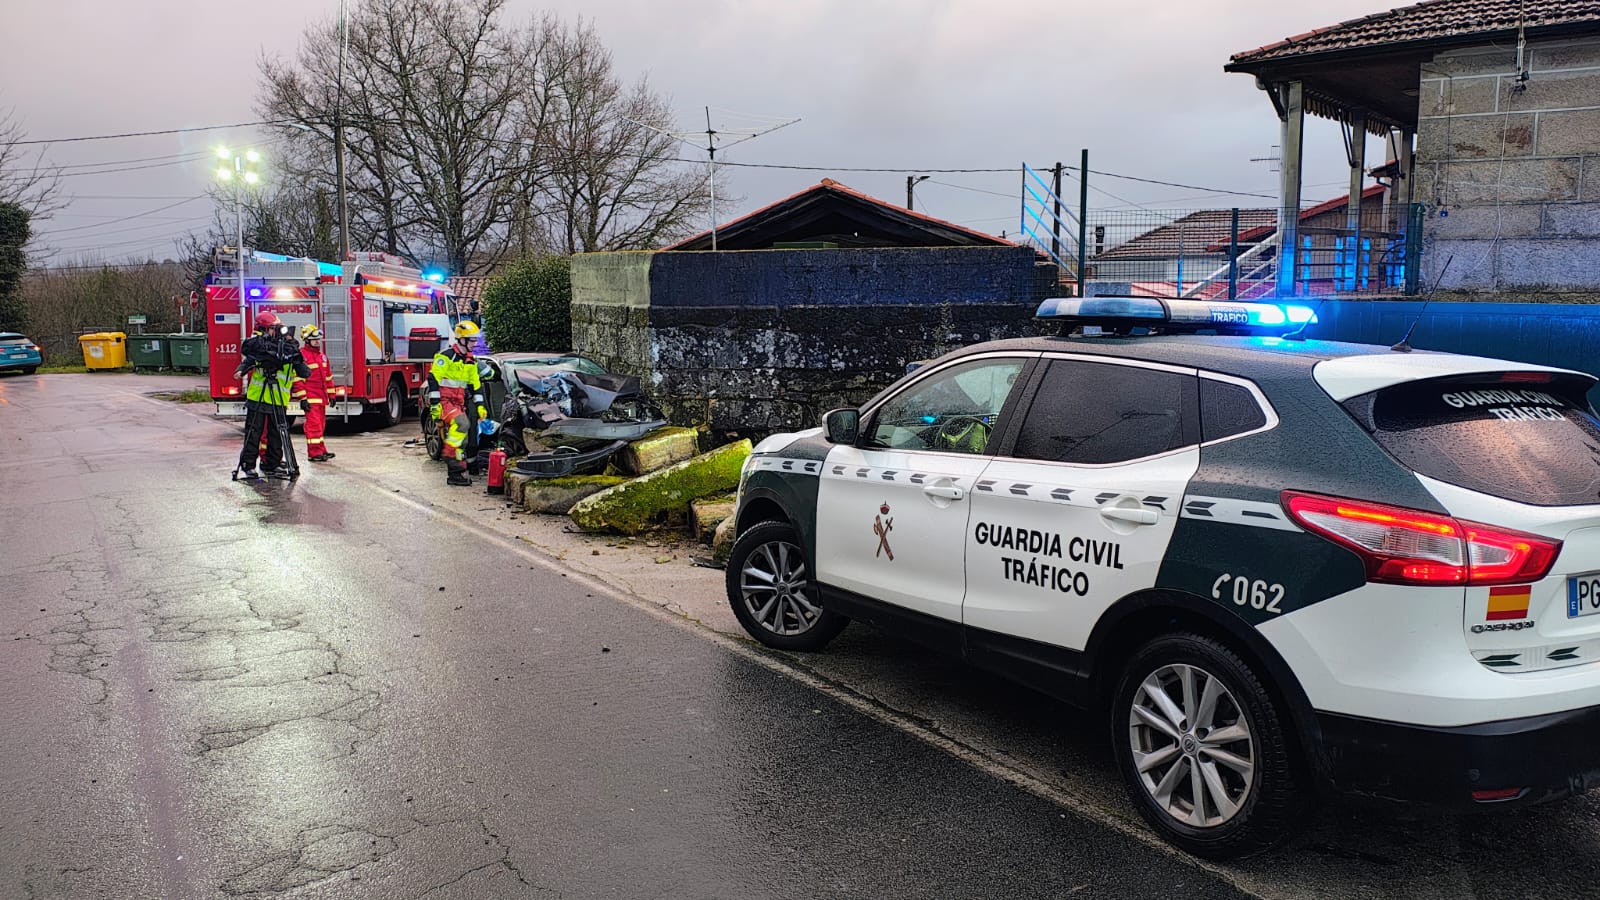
481, 255, 572, 352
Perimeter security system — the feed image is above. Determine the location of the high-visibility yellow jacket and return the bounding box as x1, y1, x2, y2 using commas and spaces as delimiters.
426, 347, 484, 408
240, 334, 308, 409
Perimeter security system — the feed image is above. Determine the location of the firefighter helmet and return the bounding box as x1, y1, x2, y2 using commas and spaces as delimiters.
300, 324, 321, 341
453, 320, 481, 340
254, 311, 281, 330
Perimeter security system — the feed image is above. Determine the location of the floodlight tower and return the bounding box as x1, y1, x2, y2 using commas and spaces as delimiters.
215, 146, 263, 277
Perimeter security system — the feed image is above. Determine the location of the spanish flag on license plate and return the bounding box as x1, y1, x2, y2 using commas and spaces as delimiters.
1486, 585, 1532, 621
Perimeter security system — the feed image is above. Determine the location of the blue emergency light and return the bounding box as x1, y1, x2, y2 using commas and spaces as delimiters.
1035, 296, 1318, 334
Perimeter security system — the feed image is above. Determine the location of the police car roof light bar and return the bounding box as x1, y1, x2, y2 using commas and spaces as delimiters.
1034, 296, 1318, 336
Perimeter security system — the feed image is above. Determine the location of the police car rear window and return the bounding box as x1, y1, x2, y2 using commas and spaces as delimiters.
1200, 378, 1267, 442
1343, 374, 1600, 507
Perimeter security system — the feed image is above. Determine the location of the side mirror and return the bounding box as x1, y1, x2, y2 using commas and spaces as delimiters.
823, 408, 860, 445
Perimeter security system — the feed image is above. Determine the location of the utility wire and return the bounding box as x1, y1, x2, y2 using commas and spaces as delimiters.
4, 120, 285, 146
50, 213, 213, 241
61, 194, 203, 201
52, 158, 220, 178
713, 158, 1275, 198
46, 195, 208, 234
43, 150, 212, 172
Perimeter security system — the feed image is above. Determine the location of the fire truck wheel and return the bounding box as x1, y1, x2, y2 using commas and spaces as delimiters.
376, 379, 405, 428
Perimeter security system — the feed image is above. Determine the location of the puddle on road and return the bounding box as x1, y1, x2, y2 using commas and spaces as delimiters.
239, 481, 350, 531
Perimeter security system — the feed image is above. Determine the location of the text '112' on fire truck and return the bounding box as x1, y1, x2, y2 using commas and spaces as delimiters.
206, 250, 457, 426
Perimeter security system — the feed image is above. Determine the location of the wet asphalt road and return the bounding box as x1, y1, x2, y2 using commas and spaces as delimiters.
0, 372, 1250, 899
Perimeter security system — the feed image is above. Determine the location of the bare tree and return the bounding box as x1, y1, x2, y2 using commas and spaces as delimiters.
21, 258, 189, 358
258, 0, 708, 271
533, 20, 710, 253
0, 106, 64, 223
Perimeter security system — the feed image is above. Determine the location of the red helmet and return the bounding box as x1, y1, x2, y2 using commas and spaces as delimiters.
254, 311, 281, 330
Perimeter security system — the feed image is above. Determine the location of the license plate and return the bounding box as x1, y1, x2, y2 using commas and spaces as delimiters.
1568, 573, 1600, 618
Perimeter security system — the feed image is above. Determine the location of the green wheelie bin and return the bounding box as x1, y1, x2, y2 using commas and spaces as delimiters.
167, 333, 209, 371
129, 334, 171, 370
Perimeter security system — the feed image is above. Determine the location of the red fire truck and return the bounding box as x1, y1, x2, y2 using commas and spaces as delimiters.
207, 250, 457, 425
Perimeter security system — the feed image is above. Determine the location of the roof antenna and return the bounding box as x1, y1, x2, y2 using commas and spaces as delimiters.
1281, 298, 1327, 342
627, 107, 800, 251
1391, 255, 1452, 353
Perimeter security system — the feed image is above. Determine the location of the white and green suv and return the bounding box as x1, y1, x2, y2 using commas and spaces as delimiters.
724, 296, 1600, 859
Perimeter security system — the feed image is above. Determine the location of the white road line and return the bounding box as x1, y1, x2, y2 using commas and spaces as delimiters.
356, 477, 1260, 897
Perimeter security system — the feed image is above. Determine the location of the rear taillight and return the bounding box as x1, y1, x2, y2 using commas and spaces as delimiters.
1282, 492, 1561, 587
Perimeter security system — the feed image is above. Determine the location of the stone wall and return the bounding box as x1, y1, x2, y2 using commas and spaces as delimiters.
1417, 37, 1600, 299
571, 247, 1055, 433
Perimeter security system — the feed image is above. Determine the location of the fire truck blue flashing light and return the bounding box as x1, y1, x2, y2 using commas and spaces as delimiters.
1034, 296, 1317, 333
425, 270, 446, 283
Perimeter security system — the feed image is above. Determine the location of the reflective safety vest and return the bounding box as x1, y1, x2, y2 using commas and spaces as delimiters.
429, 349, 481, 392
245, 364, 300, 407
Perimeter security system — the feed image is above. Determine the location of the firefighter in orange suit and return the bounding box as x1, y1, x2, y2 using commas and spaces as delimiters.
426, 320, 486, 486
298, 324, 336, 461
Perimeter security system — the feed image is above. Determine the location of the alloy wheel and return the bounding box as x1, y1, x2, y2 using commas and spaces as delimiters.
738, 539, 822, 636
1127, 663, 1256, 828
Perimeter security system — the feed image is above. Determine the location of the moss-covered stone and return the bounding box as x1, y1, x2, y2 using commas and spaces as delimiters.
523, 475, 629, 515
505, 472, 534, 505
616, 426, 701, 476
569, 440, 752, 534
690, 499, 736, 543
711, 516, 737, 565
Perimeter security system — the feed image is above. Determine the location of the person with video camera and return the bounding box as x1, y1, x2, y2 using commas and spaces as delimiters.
234, 311, 310, 480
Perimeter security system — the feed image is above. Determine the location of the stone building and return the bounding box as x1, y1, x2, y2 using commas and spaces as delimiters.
570, 180, 1055, 433
1227, 0, 1600, 302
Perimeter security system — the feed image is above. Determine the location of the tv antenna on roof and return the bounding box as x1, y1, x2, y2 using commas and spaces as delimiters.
632, 107, 800, 250
1251, 145, 1282, 174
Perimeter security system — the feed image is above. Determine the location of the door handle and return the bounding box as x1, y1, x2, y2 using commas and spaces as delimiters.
923, 484, 965, 501
1101, 506, 1159, 525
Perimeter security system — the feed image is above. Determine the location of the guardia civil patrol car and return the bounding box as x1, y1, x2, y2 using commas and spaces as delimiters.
725, 296, 1600, 859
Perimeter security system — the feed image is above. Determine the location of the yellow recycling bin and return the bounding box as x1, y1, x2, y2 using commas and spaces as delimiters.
78, 332, 128, 369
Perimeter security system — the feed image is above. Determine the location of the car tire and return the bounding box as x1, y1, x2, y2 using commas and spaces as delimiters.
726, 520, 848, 652
424, 423, 444, 461
1111, 633, 1308, 860
22, 367, 37, 375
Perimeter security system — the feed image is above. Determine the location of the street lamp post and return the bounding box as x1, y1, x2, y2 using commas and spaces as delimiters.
215, 146, 262, 281
907, 175, 930, 211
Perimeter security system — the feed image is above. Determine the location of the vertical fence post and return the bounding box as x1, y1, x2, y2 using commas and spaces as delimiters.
1228, 208, 1240, 301
1405, 202, 1424, 295
1019, 165, 1028, 251
1177, 218, 1185, 297
1051, 162, 1063, 263
1077, 149, 1088, 298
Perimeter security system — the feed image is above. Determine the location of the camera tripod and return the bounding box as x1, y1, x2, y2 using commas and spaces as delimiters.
230, 362, 301, 482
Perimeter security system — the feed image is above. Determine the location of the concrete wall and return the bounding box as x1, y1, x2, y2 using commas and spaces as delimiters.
571, 246, 1054, 433
1417, 37, 1600, 300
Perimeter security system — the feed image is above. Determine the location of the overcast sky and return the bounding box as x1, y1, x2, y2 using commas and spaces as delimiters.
3, 0, 1397, 266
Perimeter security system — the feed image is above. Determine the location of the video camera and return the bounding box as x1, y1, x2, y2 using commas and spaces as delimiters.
235, 327, 301, 377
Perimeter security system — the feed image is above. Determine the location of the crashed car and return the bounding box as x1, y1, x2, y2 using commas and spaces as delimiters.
419, 351, 665, 477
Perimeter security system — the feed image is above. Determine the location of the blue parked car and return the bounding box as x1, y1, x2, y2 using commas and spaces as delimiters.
0, 332, 41, 375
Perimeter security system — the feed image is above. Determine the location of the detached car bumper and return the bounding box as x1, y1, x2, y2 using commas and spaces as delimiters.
1318, 705, 1600, 806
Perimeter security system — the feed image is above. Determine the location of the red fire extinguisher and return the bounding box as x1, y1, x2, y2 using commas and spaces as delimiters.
487, 448, 507, 495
